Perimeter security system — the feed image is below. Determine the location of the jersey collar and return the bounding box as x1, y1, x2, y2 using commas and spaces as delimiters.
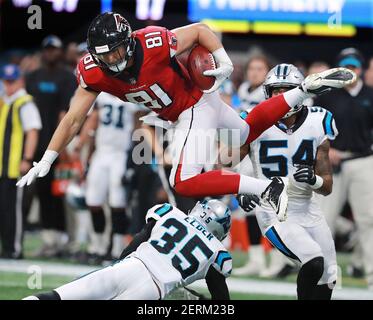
275, 107, 308, 135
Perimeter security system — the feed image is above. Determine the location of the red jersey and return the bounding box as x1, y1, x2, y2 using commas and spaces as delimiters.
77, 26, 203, 122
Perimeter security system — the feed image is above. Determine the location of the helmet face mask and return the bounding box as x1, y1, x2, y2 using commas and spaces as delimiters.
87, 12, 135, 74
189, 200, 231, 241
263, 64, 305, 119
93, 44, 133, 73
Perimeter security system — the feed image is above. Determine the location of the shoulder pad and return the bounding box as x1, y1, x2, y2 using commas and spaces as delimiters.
145, 203, 174, 223
135, 26, 177, 59
308, 106, 338, 140
135, 26, 166, 37
213, 250, 232, 277
77, 54, 104, 90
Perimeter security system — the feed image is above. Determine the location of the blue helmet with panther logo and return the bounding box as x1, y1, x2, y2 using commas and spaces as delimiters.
189, 199, 231, 241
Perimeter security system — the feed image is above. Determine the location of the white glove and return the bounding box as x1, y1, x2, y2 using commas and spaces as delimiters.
16, 150, 58, 187
202, 48, 233, 94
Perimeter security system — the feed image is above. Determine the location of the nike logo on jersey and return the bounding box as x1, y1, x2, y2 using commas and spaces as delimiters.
129, 85, 147, 91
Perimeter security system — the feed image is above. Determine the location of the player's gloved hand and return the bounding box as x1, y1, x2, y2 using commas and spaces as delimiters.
293, 164, 316, 185
16, 150, 58, 187
300, 67, 356, 96
236, 194, 260, 213
203, 48, 233, 94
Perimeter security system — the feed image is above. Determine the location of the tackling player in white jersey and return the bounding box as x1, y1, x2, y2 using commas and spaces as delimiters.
74, 92, 141, 260
237, 64, 338, 300
24, 199, 232, 300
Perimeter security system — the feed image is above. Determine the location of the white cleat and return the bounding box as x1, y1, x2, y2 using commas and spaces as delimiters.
301, 67, 357, 96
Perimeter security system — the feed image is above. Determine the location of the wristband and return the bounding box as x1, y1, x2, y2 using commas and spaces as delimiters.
310, 175, 324, 189
41, 150, 59, 165
211, 48, 232, 66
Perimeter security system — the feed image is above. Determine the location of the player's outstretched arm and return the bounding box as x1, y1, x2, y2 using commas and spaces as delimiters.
205, 266, 230, 300
47, 87, 99, 153
71, 107, 99, 162
16, 87, 98, 187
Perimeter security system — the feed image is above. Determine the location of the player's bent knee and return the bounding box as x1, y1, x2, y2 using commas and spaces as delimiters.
302, 256, 324, 278
174, 180, 197, 197
32, 290, 61, 300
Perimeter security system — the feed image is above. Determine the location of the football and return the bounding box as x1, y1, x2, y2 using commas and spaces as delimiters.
187, 45, 216, 91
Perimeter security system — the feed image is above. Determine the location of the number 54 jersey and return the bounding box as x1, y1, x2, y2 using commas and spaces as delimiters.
130, 203, 232, 298
77, 26, 203, 122
249, 107, 338, 226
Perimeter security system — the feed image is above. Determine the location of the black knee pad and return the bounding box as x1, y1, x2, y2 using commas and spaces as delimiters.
302, 256, 324, 279
111, 208, 129, 235
36, 290, 61, 300
314, 281, 335, 300
89, 207, 106, 233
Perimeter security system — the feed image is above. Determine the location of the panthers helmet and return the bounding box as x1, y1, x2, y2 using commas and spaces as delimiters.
87, 12, 135, 73
189, 199, 231, 241
263, 64, 305, 118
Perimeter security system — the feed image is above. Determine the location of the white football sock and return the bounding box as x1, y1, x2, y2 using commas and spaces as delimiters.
283, 87, 308, 108
238, 175, 269, 196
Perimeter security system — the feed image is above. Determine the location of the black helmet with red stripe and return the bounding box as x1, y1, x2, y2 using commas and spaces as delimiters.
87, 12, 135, 73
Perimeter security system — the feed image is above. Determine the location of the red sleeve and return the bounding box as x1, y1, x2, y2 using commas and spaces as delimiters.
76, 54, 103, 93
136, 26, 178, 63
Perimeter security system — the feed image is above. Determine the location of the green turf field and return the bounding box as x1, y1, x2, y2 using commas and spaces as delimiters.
0, 271, 294, 300
0, 232, 369, 300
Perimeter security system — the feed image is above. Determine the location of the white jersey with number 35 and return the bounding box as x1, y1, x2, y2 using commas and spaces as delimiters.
130, 203, 232, 297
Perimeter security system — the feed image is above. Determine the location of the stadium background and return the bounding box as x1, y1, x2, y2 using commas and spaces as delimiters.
0, 0, 373, 300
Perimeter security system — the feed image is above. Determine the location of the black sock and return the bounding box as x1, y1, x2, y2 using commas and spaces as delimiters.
111, 208, 129, 235
36, 290, 61, 300
297, 256, 324, 300
89, 207, 106, 233
313, 282, 335, 300
246, 215, 262, 245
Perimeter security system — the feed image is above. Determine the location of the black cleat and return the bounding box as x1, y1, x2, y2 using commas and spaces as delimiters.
261, 177, 288, 221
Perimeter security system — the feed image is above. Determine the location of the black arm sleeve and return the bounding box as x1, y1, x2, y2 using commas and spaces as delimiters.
205, 266, 230, 300
119, 219, 157, 260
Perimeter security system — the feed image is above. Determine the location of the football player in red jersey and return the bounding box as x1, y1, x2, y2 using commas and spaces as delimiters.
17, 12, 356, 218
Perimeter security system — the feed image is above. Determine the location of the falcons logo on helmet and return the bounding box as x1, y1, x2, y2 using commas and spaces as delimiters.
114, 13, 128, 33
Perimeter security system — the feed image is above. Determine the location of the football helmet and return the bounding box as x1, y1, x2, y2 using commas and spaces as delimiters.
87, 12, 135, 74
189, 199, 231, 241
263, 63, 305, 118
